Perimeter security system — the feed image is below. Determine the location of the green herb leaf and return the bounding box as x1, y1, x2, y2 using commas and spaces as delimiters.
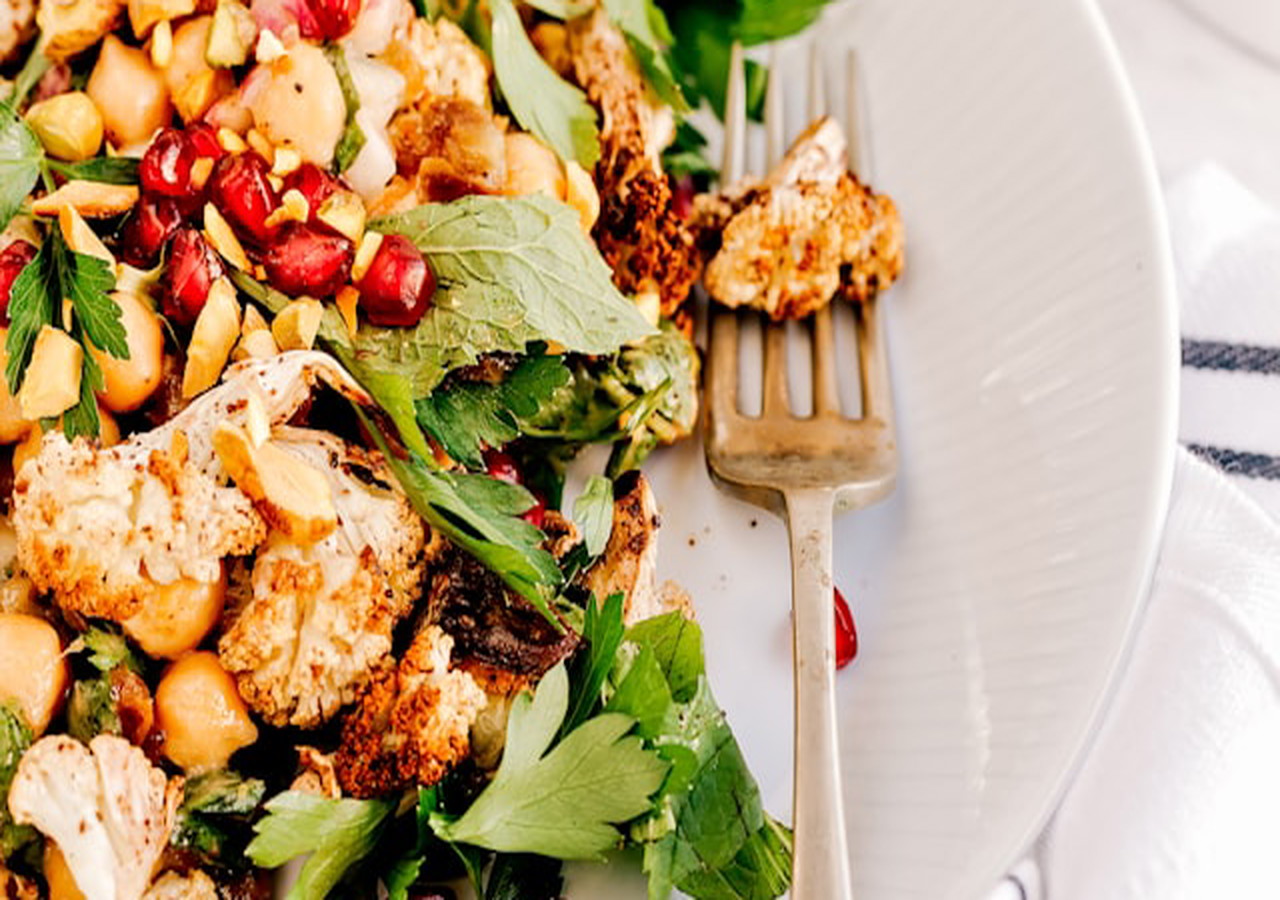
573, 475, 614, 558
433, 663, 667, 859
66, 677, 120, 743
327, 46, 367, 173
484, 853, 565, 900
369, 194, 654, 393
80, 626, 142, 674
4, 240, 55, 394
384, 856, 425, 900
181, 770, 267, 816
561, 590, 625, 738
62, 245, 126, 358
246, 792, 395, 900
733, 0, 831, 44
0, 105, 42, 233
603, 0, 689, 111
46, 157, 141, 184
665, 815, 794, 900
490, 0, 600, 167
523, 0, 592, 16
61, 347, 103, 440
415, 355, 572, 469
0, 704, 37, 859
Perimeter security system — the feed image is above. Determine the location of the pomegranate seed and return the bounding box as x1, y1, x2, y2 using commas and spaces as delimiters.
261, 222, 353, 298
208, 152, 280, 244
163, 228, 226, 326
185, 123, 225, 161
31, 64, 72, 104
140, 129, 197, 200
834, 586, 857, 669
672, 175, 695, 220
0, 241, 38, 322
356, 234, 435, 328
119, 197, 183, 268
483, 449, 545, 527
302, 0, 360, 40
283, 164, 342, 218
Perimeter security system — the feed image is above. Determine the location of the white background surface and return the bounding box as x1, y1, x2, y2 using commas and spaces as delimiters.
1101, 0, 1280, 202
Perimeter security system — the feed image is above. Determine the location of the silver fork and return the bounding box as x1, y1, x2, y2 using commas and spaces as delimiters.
704, 42, 898, 900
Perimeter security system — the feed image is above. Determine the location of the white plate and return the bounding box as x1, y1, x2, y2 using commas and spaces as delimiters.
569, 0, 1178, 898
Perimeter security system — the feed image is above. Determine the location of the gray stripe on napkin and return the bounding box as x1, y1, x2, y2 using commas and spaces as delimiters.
1182, 339, 1280, 374
1186, 443, 1280, 480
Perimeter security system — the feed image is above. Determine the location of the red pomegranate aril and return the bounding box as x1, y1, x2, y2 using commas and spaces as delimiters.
483, 449, 545, 527
140, 128, 197, 200
672, 175, 695, 220
119, 197, 184, 268
283, 163, 342, 217
208, 152, 280, 244
185, 123, 226, 161
163, 228, 226, 327
0, 241, 38, 322
261, 222, 353, 298
356, 234, 435, 328
304, 0, 361, 40
834, 586, 857, 669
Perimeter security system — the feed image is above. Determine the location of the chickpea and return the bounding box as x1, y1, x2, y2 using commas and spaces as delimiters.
0, 328, 32, 444
123, 567, 226, 660
25, 92, 104, 162
0, 613, 69, 735
43, 843, 85, 900
163, 16, 235, 123
11, 425, 41, 475
90, 290, 164, 413
156, 651, 257, 772
503, 132, 566, 200
86, 35, 172, 148
246, 44, 346, 167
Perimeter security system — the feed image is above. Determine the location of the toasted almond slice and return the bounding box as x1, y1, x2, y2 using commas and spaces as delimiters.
271, 298, 323, 351
150, 19, 173, 67
213, 422, 337, 543
232, 328, 278, 361
245, 128, 273, 163
254, 28, 286, 63
217, 127, 248, 153
241, 304, 270, 335
350, 231, 383, 283
182, 277, 241, 398
57, 206, 115, 267
564, 160, 600, 233
17, 326, 82, 420
35, 181, 140, 219
203, 202, 251, 271
264, 189, 308, 229
272, 147, 302, 176
190, 156, 214, 191
244, 387, 270, 447
335, 286, 359, 338
633, 291, 660, 329
316, 191, 365, 244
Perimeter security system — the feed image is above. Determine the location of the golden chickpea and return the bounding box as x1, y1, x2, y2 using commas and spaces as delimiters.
11, 425, 41, 475
90, 290, 164, 413
0, 328, 32, 444
86, 35, 173, 148
503, 132, 566, 200
123, 567, 226, 660
43, 843, 85, 900
25, 92, 104, 162
156, 651, 257, 772
0, 613, 69, 735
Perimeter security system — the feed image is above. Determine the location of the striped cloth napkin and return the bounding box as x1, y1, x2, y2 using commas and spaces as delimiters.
988, 164, 1280, 900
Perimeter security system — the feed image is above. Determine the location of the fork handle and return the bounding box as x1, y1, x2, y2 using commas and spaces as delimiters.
785, 488, 855, 900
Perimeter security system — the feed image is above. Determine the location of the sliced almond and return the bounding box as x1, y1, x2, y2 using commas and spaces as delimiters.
350, 231, 383, 283
264, 189, 308, 229
213, 422, 337, 543
35, 181, 139, 219
315, 191, 366, 244
564, 160, 600, 233
241, 304, 270, 335
203, 202, 251, 271
17, 327, 82, 420
271, 298, 323, 351
243, 387, 270, 447
633, 291, 660, 329
182, 277, 241, 398
190, 156, 214, 191
245, 128, 273, 164
232, 328, 278, 361
254, 28, 286, 63
216, 127, 248, 154
57, 206, 115, 267
335, 286, 359, 338
271, 147, 302, 176
150, 19, 173, 68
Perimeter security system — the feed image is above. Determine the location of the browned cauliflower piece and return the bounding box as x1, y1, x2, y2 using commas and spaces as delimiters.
384, 16, 491, 111
10, 351, 367, 622
0, 0, 35, 64
334, 624, 487, 798
218, 428, 430, 729
7, 734, 183, 900
695, 116, 905, 320
143, 870, 219, 900
36, 0, 125, 60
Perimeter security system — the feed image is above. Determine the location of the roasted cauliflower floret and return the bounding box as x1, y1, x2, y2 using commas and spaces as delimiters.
218, 428, 430, 728
695, 116, 905, 320
143, 870, 219, 900
0, 0, 35, 65
334, 625, 487, 798
7, 734, 182, 900
385, 17, 491, 111
11, 351, 367, 622
37, 0, 125, 60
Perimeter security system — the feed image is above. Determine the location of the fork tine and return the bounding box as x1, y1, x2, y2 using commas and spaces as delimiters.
808, 41, 826, 122
857, 299, 892, 424
846, 48, 865, 181
765, 46, 785, 169
707, 307, 741, 422
722, 42, 747, 184
761, 49, 791, 416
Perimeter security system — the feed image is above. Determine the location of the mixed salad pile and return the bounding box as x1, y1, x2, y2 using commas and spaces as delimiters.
0, 0, 905, 895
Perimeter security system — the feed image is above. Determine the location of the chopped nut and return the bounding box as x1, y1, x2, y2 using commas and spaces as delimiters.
150, 18, 172, 67
254, 27, 285, 63
564, 160, 600, 233
335, 286, 359, 338
212, 422, 337, 543
173, 69, 223, 124
216, 127, 248, 153
633, 291, 660, 329
350, 231, 383, 282
190, 156, 214, 191
182, 277, 240, 397
232, 328, 278, 361
128, 0, 195, 38
244, 387, 270, 447
271, 147, 302, 176
57, 206, 115, 267
241, 304, 270, 335
17, 327, 83, 420
266, 173, 284, 193
315, 191, 366, 244
39, 0, 128, 61
271, 298, 323, 351
263, 189, 308, 229
203, 202, 250, 271
245, 128, 273, 163
35, 181, 139, 219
